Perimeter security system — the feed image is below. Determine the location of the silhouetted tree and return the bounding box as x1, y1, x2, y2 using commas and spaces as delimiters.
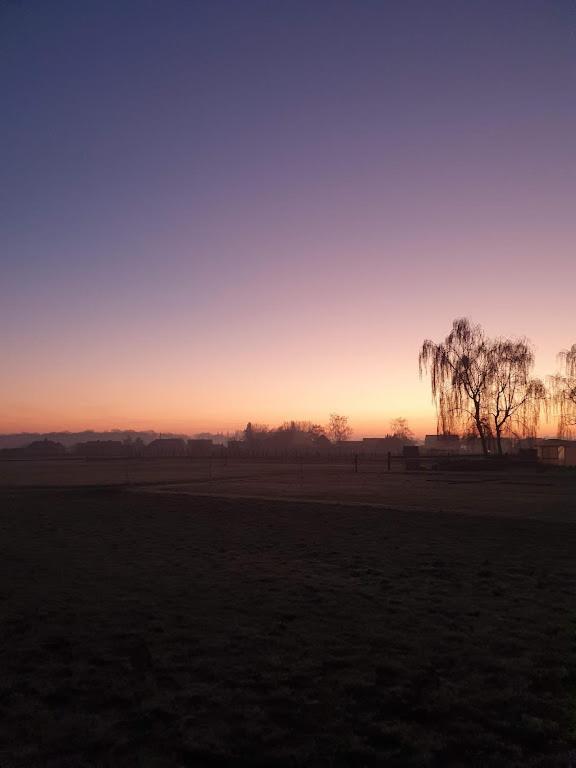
244, 422, 255, 444
420, 319, 548, 456
550, 344, 576, 437
270, 421, 313, 450
243, 422, 269, 446
419, 319, 493, 456
277, 421, 327, 445
327, 413, 352, 443
390, 417, 414, 443
277, 420, 321, 435
487, 339, 546, 454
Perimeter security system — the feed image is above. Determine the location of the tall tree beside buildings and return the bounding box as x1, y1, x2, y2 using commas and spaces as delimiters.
419, 318, 494, 455
550, 344, 576, 437
486, 339, 546, 454
419, 318, 547, 456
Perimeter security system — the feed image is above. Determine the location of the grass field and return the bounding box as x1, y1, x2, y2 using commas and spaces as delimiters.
1, 462, 576, 766
2, 456, 576, 520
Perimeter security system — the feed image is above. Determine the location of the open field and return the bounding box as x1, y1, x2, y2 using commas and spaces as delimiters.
1, 456, 576, 521
1, 474, 576, 766
0, 457, 236, 489
152, 463, 576, 523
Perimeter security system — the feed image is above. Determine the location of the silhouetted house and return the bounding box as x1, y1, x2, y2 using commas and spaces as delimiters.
362, 437, 405, 454
537, 439, 576, 467
334, 440, 364, 454
23, 439, 66, 457
187, 439, 213, 457
313, 434, 332, 452
147, 438, 187, 457
75, 440, 125, 458
424, 434, 461, 454
0, 439, 66, 459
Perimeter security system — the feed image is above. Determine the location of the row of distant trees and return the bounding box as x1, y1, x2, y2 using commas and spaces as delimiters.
241, 414, 416, 450
419, 318, 576, 456
243, 414, 351, 450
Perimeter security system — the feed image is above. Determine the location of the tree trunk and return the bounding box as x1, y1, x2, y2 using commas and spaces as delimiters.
494, 417, 503, 456
474, 403, 488, 456
495, 429, 503, 455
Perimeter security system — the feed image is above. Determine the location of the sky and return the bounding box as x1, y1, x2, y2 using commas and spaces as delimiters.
1, 0, 575, 437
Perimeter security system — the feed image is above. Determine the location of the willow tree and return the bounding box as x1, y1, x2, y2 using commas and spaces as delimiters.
486, 339, 547, 454
419, 318, 494, 455
550, 344, 576, 437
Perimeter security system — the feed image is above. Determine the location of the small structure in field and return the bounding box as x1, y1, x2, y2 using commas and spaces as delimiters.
403, 444, 421, 470
537, 440, 576, 467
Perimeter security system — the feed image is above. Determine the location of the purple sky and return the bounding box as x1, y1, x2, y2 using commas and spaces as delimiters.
1, 0, 575, 435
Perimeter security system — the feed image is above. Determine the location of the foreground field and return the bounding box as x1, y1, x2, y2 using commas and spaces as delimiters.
2, 456, 576, 521
1, 488, 576, 766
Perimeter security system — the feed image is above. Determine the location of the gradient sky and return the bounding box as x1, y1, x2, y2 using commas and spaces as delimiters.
1, 0, 575, 436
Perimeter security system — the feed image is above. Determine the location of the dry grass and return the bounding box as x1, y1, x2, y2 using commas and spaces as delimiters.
153, 463, 576, 522
0, 456, 230, 488
1, 457, 576, 521
1, 486, 576, 766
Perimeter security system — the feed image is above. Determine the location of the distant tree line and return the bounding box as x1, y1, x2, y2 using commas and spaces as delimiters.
419, 318, 576, 456
240, 414, 417, 453
242, 414, 352, 451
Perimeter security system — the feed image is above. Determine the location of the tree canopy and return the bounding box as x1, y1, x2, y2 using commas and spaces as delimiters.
327, 413, 352, 443
550, 344, 576, 437
420, 318, 546, 455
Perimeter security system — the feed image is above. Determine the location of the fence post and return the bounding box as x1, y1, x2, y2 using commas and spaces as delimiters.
387, 452, 391, 472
